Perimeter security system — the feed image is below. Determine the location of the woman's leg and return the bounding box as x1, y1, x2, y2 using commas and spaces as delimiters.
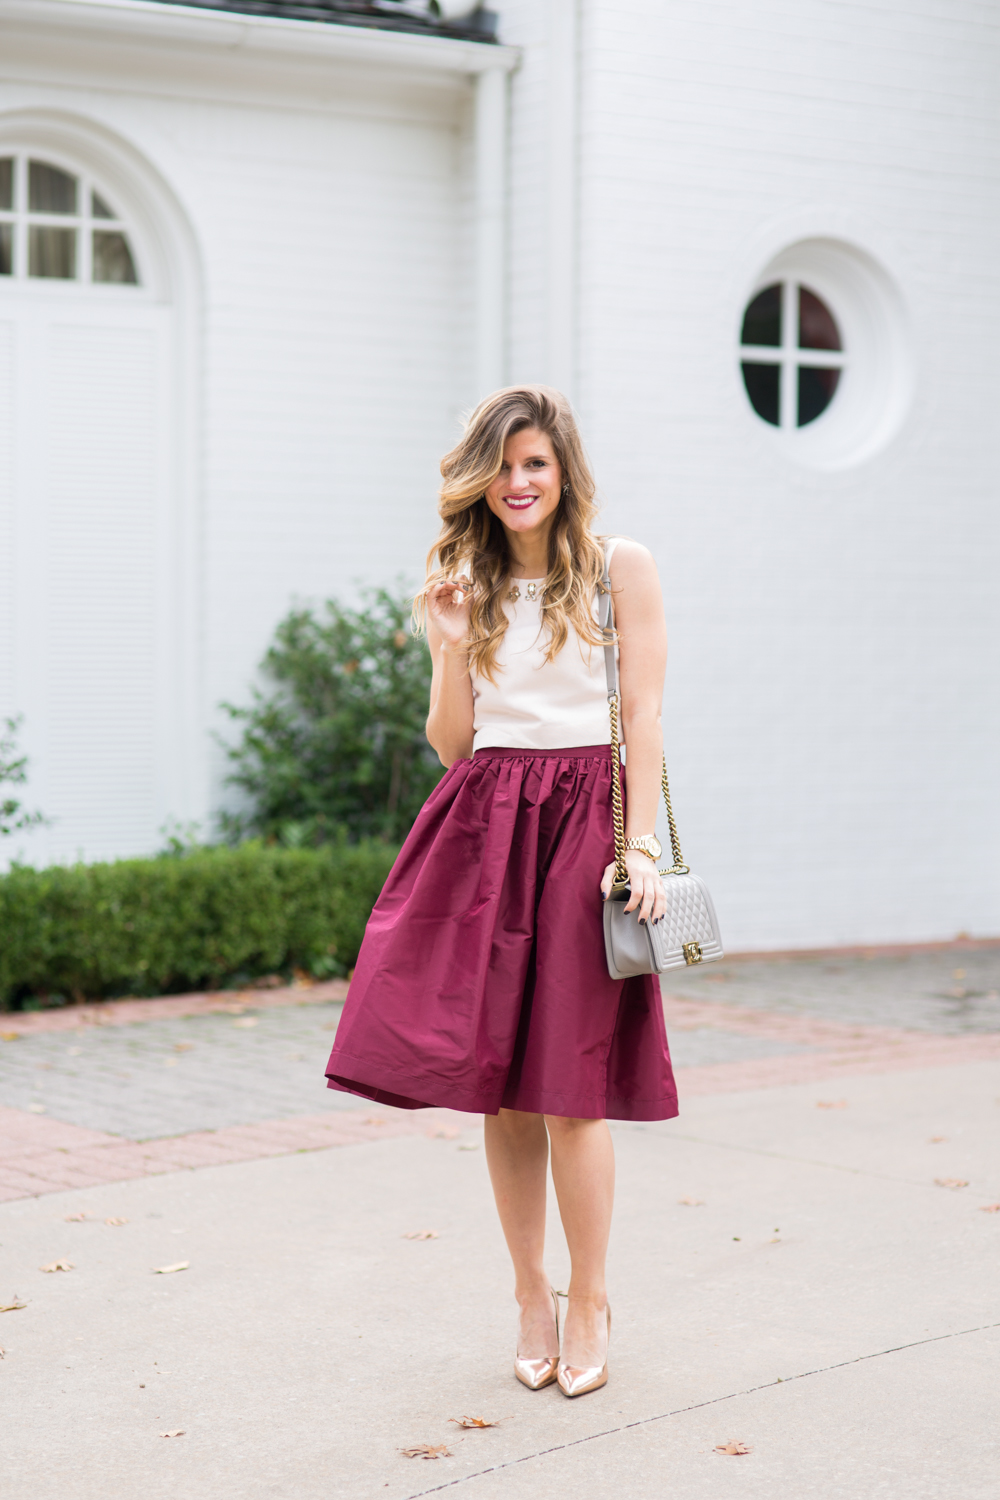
545, 1116, 615, 1367
484, 1108, 559, 1359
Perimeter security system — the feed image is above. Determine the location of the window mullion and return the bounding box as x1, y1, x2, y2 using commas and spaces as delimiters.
79, 176, 91, 283
796, 349, 846, 369
780, 280, 797, 430
15, 155, 26, 278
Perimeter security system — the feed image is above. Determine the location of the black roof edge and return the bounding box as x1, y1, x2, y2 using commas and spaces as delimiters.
150, 0, 500, 44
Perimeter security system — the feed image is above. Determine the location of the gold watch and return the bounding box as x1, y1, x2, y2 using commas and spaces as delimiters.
623, 835, 662, 862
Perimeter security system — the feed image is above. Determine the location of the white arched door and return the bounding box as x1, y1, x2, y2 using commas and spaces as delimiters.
0, 149, 183, 865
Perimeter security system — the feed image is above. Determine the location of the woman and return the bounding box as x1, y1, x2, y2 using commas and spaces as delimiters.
326, 386, 677, 1398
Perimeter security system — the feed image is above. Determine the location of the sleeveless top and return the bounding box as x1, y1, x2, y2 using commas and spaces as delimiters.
470, 537, 621, 753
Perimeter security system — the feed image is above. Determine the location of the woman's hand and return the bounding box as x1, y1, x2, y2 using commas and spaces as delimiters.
600, 851, 667, 926
426, 577, 472, 650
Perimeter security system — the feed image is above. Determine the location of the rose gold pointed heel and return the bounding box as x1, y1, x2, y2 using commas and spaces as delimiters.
514, 1288, 560, 1391
557, 1304, 611, 1398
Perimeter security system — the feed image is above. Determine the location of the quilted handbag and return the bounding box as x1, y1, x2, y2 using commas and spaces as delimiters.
599, 552, 724, 978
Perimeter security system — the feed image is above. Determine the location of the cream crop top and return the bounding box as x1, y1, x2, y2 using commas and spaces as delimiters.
470, 538, 621, 753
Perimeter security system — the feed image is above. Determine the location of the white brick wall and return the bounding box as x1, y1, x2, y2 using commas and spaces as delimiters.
496, 0, 1000, 945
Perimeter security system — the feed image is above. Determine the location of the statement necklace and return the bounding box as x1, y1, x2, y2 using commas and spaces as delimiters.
507, 580, 544, 603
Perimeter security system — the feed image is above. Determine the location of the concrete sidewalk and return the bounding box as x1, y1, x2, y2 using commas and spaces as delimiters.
2, 1059, 998, 1499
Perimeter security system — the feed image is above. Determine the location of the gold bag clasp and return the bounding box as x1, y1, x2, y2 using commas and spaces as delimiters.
682, 942, 703, 965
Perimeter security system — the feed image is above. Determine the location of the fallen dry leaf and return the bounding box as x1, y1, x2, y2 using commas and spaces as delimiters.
1, 1030, 21, 1041
40, 1261, 73, 1273
978, 1203, 1000, 1213
321, 1022, 338, 1031
0, 1300, 26, 1313
715, 1440, 753, 1455
174, 1042, 194, 1052
28, 1103, 46, 1113
449, 1416, 502, 1429
816, 1100, 847, 1110
64, 1212, 91, 1222
928, 1136, 947, 1143
678, 1196, 704, 1206
364, 1116, 389, 1126
152, 1261, 189, 1275
160, 1430, 185, 1438
934, 1178, 969, 1190
105, 1218, 128, 1227
402, 1230, 439, 1241
232, 1017, 258, 1029
401, 1443, 451, 1460
292, 968, 316, 989
457, 1143, 480, 1151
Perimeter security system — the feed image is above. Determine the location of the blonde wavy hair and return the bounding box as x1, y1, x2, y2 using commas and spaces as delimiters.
416, 385, 607, 683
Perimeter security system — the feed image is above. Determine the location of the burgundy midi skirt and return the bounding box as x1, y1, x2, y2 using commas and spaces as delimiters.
325, 745, 678, 1122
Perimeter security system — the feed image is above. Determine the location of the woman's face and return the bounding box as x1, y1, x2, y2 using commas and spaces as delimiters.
483, 427, 563, 540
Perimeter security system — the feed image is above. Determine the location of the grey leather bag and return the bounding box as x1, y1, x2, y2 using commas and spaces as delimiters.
599, 552, 724, 978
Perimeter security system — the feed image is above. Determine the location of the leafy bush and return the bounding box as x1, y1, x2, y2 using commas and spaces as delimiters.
219, 587, 443, 846
0, 840, 398, 1010
1, 716, 46, 838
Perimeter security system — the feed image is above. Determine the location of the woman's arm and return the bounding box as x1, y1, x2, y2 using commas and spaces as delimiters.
599, 539, 669, 925
425, 581, 475, 767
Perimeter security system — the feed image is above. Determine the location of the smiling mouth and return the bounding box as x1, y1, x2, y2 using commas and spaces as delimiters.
503, 495, 539, 510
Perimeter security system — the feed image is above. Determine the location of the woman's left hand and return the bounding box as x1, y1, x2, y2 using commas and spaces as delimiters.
600, 851, 667, 926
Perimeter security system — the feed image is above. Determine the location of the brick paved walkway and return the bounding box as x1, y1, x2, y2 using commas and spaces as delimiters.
2, 943, 998, 1204
665, 940, 1000, 1032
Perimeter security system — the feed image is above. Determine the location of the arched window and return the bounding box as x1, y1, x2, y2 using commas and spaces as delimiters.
740, 282, 845, 429
0, 154, 140, 285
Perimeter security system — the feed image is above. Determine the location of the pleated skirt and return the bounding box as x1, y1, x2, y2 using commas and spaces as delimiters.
325, 744, 678, 1122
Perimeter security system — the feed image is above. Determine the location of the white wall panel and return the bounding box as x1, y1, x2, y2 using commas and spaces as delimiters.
188, 93, 472, 812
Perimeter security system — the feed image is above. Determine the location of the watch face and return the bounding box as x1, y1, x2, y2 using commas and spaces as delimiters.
649, 836, 662, 858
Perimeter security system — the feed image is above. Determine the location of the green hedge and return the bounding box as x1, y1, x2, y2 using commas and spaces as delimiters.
0, 840, 398, 1010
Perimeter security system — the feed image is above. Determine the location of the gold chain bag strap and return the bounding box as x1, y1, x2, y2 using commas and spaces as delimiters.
599, 549, 724, 978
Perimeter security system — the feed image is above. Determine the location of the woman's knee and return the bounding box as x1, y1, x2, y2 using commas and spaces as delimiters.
544, 1114, 605, 1140
490, 1107, 545, 1137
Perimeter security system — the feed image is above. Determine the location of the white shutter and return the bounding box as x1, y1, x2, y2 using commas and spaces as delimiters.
44, 321, 162, 861
0, 299, 174, 867
0, 321, 13, 715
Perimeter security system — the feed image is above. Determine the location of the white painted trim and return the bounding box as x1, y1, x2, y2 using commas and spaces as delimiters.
0, 0, 521, 76
545, 0, 578, 400
474, 64, 507, 399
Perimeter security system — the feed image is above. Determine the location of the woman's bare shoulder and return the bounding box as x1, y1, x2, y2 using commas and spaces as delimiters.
603, 535, 658, 583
